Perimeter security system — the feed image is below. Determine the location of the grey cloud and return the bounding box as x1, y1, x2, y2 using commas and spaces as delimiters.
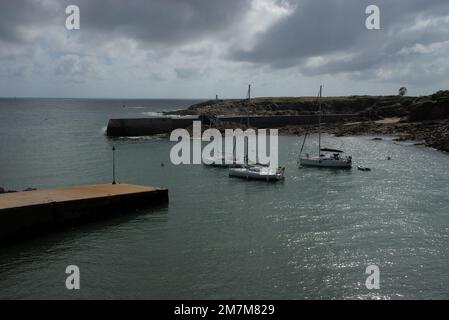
1, 0, 251, 47
0, 0, 61, 44
231, 0, 365, 65
230, 0, 449, 77
1, 0, 449, 97
175, 67, 200, 79
66, 0, 251, 46
55, 54, 90, 76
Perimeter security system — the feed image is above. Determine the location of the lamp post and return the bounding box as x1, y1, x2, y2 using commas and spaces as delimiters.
112, 146, 116, 184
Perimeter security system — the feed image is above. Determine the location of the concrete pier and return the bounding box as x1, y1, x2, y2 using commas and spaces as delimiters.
106, 114, 360, 137
0, 184, 168, 244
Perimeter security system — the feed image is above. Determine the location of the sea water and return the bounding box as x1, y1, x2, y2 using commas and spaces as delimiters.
0, 98, 449, 299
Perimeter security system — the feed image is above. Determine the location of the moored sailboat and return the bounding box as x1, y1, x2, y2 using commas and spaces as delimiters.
299, 86, 352, 169
229, 135, 285, 181
229, 165, 285, 181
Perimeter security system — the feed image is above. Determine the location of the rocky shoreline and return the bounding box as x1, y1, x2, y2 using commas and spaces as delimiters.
165, 90, 449, 153
0, 187, 37, 194
278, 118, 449, 153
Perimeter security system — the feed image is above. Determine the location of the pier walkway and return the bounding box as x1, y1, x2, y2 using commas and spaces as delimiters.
0, 184, 168, 244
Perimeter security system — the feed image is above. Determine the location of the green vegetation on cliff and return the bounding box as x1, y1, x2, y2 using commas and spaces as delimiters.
167, 90, 449, 122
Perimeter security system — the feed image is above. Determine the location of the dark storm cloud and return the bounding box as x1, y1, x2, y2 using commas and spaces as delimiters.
232, 0, 364, 65
0, 0, 251, 46
1, 0, 449, 95
64, 0, 251, 45
0, 0, 58, 43
230, 0, 449, 74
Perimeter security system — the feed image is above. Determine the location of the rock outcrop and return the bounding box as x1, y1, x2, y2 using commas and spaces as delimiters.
408, 91, 449, 122
0, 187, 17, 194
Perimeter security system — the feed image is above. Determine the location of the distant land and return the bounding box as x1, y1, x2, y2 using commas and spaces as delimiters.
166, 90, 449, 153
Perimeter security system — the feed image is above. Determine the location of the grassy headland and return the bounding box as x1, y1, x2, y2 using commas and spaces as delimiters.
165, 90, 449, 152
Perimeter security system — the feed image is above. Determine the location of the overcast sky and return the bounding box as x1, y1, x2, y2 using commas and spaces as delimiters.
1, 0, 449, 98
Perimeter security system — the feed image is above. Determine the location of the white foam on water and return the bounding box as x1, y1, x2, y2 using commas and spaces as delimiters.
117, 134, 168, 141
141, 112, 164, 117
167, 114, 193, 118
141, 111, 198, 119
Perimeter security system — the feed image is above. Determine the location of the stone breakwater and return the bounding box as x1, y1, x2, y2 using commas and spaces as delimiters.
106, 114, 361, 137
105, 90, 449, 152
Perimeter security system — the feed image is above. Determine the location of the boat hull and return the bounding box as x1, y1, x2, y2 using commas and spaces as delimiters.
203, 156, 245, 168
357, 166, 371, 171
229, 166, 284, 181
205, 161, 245, 168
300, 158, 352, 169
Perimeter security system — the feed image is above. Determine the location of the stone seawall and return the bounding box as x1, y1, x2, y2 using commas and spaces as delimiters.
106, 114, 360, 137
106, 117, 199, 136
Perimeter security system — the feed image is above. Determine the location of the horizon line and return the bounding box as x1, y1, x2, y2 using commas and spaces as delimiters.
0, 93, 428, 100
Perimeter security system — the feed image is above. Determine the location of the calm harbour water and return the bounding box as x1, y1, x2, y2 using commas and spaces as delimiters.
1, 98, 449, 299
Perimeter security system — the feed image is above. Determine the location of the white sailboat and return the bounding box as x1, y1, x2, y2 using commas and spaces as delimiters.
299, 86, 352, 169
229, 165, 285, 181
229, 136, 285, 181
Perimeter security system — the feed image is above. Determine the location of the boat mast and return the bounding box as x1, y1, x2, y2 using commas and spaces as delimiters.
299, 132, 308, 157
244, 136, 249, 166
247, 84, 251, 127
233, 137, 237, 164
318, 85, 322, 157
